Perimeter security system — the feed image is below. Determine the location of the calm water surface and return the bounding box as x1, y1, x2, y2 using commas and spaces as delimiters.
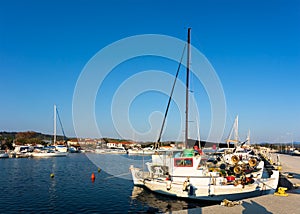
0, 154, 215, 213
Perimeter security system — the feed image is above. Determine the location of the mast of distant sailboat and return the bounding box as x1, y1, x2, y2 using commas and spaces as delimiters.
226, 115, 239, 148
54, 104, 57, 145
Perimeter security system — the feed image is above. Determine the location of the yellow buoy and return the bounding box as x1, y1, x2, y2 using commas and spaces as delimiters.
50, 173, 55, 178
98, 168, 101, 173
274, 187, 288, 196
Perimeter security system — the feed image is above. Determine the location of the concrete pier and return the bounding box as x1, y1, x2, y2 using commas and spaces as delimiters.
171, 154, 300, 214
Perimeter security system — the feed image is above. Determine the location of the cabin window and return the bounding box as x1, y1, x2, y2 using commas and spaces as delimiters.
174, 158, 193, 167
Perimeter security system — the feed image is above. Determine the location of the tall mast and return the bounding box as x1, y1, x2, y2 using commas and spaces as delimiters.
226, 115, 239, 148
247, 129, 251, 145
54, 104, 57, 144
234, 115, 239, 144
185, 28, 191, 148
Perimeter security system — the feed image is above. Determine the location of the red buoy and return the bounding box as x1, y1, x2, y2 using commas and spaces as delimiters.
91, 172, 95, 182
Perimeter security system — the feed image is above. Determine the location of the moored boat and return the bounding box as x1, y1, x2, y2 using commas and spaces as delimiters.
0, 150, 9, 158
130, 148, 279, 201
129, 28, 279, 201
31, 149, 68, 158
127, 146, 156, 155
55, 145, 68, 153
95, 147, 127, 154
292, 149, 300, 156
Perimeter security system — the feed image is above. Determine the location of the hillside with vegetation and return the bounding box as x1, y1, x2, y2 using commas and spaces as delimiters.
0, 131, 66, 150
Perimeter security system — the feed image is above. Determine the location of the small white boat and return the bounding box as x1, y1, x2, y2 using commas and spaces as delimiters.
95, 145, 127, 154
0, 150, 9, 158
32, 149, 68, 158
102, 148, 127, 154
292, 149, 300, 156
68, 146, 82, 153
127, 147, 156, 155
14, 146, 33, 158
55, 145, 68, 153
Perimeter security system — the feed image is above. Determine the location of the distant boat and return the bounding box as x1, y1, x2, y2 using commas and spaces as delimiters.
68, 146, 81, 153
32, 105, 68, 158
32, 149, 67, 158
13, 146, 33, 158
292, 149, 300, 156
223, 116, 257, 165
53, 104, 69, 151
226, 115, 240, 148
0, 150, 9, 158
55, 145, 68, 153
127, 146, 155, 155
95, 147, 127, 154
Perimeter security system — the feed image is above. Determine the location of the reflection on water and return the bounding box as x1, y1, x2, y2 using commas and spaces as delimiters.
130, 186, 218, 213
48, 158, 57, 210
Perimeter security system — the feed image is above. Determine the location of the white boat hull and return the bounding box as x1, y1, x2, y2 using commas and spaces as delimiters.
127, 149, 155, 155
95, 148, 127, 154
32, 152, 68, 158
0, 153, 9, 158
129, 166, 279, 201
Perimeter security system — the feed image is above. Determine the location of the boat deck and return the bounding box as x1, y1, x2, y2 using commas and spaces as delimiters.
172, 153, 300, 214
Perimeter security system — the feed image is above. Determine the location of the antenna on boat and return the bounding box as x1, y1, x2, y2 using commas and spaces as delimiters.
185, 27, 191, 149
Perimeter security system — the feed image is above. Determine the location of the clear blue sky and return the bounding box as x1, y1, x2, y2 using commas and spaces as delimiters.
1, 0, 299, 143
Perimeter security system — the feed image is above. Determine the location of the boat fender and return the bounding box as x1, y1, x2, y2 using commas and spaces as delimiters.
166, 180, 172, 191
166, 173, 172, 190
182, 181, 188, 191
182, 178, 190, 191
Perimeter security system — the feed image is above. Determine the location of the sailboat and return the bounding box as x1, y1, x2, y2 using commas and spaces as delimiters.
32, 105, 68, 158
222, 116, 257, 165
226, 115, 239, 148
129, 28, 279, 201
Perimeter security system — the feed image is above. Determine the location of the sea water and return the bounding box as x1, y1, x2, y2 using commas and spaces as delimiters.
0, 153, 213, 213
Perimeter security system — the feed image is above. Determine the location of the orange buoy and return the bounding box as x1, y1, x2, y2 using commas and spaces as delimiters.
91, 172, 95, 181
